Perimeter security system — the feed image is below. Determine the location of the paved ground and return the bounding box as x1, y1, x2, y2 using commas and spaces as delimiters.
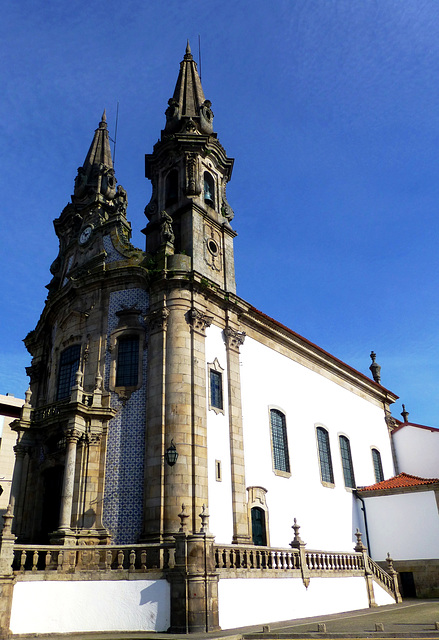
11, 599, 439, 640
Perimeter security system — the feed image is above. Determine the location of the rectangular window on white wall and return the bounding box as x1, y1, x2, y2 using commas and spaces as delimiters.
270, 409, 290, 476
339, 435, 356, 488
372, 448, 384, 483
316, 426, 334, 486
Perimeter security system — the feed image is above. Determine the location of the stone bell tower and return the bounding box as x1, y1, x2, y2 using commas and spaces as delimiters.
12, 111, 148, 545
141, 43, 247, 544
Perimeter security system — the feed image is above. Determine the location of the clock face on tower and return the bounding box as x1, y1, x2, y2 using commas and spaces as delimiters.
79, 225, 93, 245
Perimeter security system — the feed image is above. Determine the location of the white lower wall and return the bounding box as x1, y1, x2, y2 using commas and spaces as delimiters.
10, 579, 170, 634
218, 576, 370, 629
372, 580, 396, 606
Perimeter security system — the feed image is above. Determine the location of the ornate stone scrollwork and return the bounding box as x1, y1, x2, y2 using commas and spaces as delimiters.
186, 153, 199, 195
224, 327, 246, 350
186, 308, 213, 334
384, 409, 397, 430
146, 307, 170, 333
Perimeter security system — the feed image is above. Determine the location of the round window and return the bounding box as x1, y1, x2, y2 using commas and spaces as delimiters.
207, 239, 219, 255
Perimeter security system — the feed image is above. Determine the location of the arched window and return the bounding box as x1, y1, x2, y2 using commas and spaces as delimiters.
116, 335, 139, 387
316, 426, 334, 485
57, 344, 81, 400
203, 172, 215, 207
339, 435, 356, 488
270, 409, 290, 474
251, 507, 267, 546
165, 169, 178, 207
372, 448, 384, 483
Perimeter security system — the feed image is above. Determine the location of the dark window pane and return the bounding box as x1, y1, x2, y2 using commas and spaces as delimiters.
165, 169, 178, 207
270, 409, 290, 473
251, 507, 267, 546
116, 336, 139, 387
372, 448, 384, 483
57, 345, 81, 400
317, 427, 334, 484
210, 370, 223, 409
339, 435, 356, 488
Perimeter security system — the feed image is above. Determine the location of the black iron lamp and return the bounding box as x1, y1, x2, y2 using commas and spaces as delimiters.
165, 439, 178, 466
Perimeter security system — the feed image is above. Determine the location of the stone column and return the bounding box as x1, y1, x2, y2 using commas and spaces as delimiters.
168, 530, 220, 633
224, 325, 250, 544
10, 444, 27, 534
58, 429, 80, 531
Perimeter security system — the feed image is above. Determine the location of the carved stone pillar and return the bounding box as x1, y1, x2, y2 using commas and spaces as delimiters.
58, 429, 81, 531
224, 325, 250, 544
10, 444, 27, 522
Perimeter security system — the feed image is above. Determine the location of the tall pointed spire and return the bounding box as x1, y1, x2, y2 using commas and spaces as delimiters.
164, 43, 214, 134
73, 111, 116, 203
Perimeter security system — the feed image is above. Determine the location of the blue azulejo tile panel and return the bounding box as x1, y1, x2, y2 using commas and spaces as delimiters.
103, 288, 149, 544
103, 234, 124, 263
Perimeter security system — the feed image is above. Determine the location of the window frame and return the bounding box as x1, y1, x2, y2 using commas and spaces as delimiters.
57, 344, 81, 400
339, 434, 356, 489
108, 312, 145, 401
115, 335, 140, 387
316, 425, 335, 487
371, 447, 384, 483
269, 407, 291, 477
207, 358, 225, 415
247, 486, 270, 547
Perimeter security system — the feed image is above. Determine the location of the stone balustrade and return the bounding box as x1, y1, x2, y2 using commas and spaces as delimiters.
368, 556, 394, 592
13, 543, 175, 575
305, 550, 364, 572
215, 544, 301, 571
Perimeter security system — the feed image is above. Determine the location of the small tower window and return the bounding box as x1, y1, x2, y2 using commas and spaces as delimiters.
251, 507, 267, 546
165, 169, 178, 207
204, 172, 215, 208
210, 370, 223, 410
372, 448, 384, 483
316, 426, 334, 485
57, 344, 81, 400
116, 336, 139, 387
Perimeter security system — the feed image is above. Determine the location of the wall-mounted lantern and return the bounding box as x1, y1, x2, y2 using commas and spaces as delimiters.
165, 439, 178, 466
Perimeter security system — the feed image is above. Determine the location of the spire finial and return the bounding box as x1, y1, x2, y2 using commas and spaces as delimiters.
401, 404, 409, 423
186, 40, 191, 54
184, 40, 193, 60
99, 109, 107, 128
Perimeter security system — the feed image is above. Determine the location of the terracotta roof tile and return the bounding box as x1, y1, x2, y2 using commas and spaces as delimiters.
359, 472, 439, 491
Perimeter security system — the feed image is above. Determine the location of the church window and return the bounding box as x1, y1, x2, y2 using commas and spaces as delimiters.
339, 435, 356, 488
165, 169, 178, 207
270, 409, 290, 474
57, 344, 81, 400
251, 507, 267, 546
208, 358, 224, 414
210, 370, 223, 410
116, 336, 139, 387
316, 426, 334, 485
204, 172, 215, 207
372, 448, 384, 483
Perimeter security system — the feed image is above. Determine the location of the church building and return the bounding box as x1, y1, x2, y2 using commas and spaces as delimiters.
2, 44, 437, 636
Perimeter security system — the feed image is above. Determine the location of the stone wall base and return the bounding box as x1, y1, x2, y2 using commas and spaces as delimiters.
378, 558, 439, 598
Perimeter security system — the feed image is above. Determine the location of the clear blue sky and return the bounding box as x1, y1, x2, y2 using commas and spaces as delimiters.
2, 0, 439, 426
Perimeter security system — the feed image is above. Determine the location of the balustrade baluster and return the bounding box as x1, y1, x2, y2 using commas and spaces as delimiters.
45, 550, 52, 570
20, 550, 26, 572
105, 550, 112, 570
32, 550, 38, 572
141, 549, 147, 571
57, 550, 63, 572
129, 550, 136, 571
117, 549, 124, 569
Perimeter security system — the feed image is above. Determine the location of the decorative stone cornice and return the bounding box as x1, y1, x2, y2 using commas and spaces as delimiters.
224, 327, 246, 350
186, 308, 213, 334
146, 307, 170, 333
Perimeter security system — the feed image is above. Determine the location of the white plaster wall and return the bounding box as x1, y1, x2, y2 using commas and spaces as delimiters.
372, 580, 397, 606
218, 576, 370, 629
239, 336, 394, 550
365, 491, 439, 560
10, 579, 170, 634
205, 325, 234, 542
393, 426, 439, 478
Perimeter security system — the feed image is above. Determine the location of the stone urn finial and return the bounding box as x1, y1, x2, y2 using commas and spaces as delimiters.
199, 504, 209, 533
290, 518, 305, 548
178, 503, 189, 533
401, 404, 409, 423
354, 528, 366, 552
369, 351, 381, 384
